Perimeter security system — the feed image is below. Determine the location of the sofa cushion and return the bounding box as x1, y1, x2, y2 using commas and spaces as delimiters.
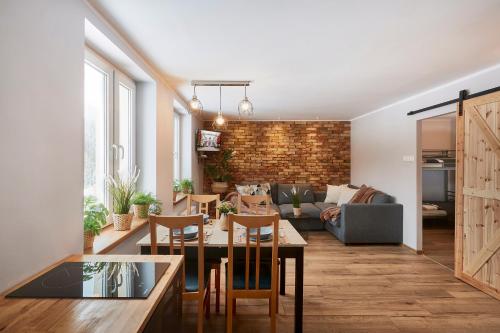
324, 184, 348, 203
371, 192, 394, 204
279, 203, 321, 218
277, 184, 315, 204
314, 202, 337, 211
337, 187, 359, 206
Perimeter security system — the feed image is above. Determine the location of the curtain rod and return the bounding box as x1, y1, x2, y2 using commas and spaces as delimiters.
407, 85, 500, 116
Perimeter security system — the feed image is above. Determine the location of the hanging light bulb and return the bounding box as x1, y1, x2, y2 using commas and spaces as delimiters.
238, 85, 254, 117
213, 84, 227, 129
189, 84, 203, 114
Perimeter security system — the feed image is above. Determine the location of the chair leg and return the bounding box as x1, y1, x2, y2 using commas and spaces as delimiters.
205, 278, 211, 319
232, 298, 236, 314
226, 293, 233, 333
214, 264, 220, 313
197, 297, 204, 333
270, 293, 276, 333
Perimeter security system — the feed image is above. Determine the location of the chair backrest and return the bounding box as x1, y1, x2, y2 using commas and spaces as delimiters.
187, 194, 220, 219
227, 213, 279, 291
237, 194, 271, 215
149, 214, 204, 294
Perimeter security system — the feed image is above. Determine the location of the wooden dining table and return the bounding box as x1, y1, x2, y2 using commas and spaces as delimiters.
136, 218, 307, 333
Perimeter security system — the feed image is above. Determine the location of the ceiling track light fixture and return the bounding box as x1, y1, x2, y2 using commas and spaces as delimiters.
213, 84, 227, 129
238, 84, 254, 118
189, 84, 203, 115
190, 80, 254, 121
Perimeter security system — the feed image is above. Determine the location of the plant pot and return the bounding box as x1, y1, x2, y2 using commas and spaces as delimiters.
219, 213, 228, 231
211, 181, 228, 194
112, 213, 133, 231
84, 231, 95, 249
133, 204, 150, 219
293, 207, 302, 217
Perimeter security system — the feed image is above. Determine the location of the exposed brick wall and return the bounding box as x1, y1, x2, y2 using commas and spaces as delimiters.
202, 121, 350, 193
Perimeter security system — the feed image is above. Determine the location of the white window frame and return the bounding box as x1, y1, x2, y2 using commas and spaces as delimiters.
84, 48, 136, 210
173, 110, 182, 181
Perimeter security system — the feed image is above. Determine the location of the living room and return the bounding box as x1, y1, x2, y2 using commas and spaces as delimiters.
1, 1, 500, 333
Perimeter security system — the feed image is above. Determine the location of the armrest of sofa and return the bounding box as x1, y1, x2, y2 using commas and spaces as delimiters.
339, 203, 403, 244
314, 191, 327, 202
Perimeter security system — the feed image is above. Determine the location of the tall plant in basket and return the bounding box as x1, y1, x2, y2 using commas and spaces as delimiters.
107, 167, 140, 231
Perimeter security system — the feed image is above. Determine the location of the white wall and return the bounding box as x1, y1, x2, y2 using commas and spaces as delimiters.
190, 115, 205, 194
351, 63, 500, 251
0, 0, 85, 292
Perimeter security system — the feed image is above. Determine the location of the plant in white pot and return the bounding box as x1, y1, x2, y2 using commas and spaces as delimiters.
283, 185, 308, 217
205, 149, 234, 194
83, 196, 108, 249
131, 192, 159, 219
217, 200, 237, 231
107, 167, 140, 231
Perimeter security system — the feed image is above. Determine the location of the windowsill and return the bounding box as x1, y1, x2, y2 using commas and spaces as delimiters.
84, 217, 149, 254
173, 193, 188, 206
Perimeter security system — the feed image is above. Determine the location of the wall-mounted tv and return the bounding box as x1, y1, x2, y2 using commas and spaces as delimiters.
196, 130, 221, 151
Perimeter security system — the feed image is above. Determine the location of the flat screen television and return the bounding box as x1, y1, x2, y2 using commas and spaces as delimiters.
196, 129, 221, 151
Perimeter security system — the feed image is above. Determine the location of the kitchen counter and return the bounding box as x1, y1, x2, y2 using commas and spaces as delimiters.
0, 254, 183, 333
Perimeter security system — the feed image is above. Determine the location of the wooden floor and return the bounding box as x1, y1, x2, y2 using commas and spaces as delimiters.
182, 231, 500, 333
423, 227, 455, 270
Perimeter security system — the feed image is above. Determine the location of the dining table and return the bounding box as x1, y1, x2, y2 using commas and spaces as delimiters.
136, 218, 307, 333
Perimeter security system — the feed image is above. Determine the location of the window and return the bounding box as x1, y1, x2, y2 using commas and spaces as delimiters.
173, 111, 181, 181
84, 49, 136, 208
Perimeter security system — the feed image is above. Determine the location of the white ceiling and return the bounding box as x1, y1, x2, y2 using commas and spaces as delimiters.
89, 0, 500, 120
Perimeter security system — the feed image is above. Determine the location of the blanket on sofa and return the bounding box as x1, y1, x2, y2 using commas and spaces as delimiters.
319, 185, 381, 222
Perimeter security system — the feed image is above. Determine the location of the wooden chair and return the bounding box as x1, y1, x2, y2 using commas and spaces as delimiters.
187, 194, 220, 219
187, 194, 222, 314
149, 214, 209, 333
237, 194, 271, 215
226, 213, 280, 333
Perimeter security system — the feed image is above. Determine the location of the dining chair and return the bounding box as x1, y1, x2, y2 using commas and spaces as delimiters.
149, 214, 209, 333
237, 194, 271, 215
187, 194, 221, 314
226, 213, 280, 333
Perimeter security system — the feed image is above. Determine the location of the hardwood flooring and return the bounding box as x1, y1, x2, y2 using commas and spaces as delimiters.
423, 227, 455, 270
182, 231, 500, 333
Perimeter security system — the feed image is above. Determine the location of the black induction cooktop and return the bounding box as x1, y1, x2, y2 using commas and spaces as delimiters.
6, 261, 170, 299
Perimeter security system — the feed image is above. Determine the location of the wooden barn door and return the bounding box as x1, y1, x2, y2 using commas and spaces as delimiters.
455, 91, 500, 300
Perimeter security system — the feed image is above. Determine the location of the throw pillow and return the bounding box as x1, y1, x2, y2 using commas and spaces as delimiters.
324, 184, 348, 203
337, 187, 359, 206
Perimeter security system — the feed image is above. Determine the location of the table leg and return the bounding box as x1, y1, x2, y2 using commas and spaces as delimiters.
280, 256, 286, 295
294, 248, 304, 333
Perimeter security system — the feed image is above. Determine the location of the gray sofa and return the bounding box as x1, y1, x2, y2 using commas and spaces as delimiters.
267, 183, 403, 244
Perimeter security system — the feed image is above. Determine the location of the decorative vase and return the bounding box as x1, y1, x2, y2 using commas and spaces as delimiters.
113, 213, 133, 231
133, 204, 150, 219
220, 213, 228, 231
211, 181, 228, 194
84, 231, 95, 249
293, 207, 302, 217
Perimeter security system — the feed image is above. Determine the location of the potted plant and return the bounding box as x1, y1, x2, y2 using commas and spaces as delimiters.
205, 149, 234, 194
217, 200, 237, 231
282, 185, 308, 217
131, 192, 158, 218
83, 196, 108, 249
107, 167, 140, 231
149, 199, 163, 216
173, 179, 181, 201
180, 178, 194, 194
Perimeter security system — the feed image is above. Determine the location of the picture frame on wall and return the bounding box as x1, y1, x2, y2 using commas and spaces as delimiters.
196, 129, 221, 151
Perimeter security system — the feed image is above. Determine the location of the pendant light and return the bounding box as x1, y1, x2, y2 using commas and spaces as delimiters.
189, 84, 203, 114
238, 85, 254, 117
213, 84, 227, 129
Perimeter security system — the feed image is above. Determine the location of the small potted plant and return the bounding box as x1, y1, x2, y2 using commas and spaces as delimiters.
217, 200, 237, 231
83, 196, 108, 249
205, 149, 234, 194
173, 179, 181, 201
131, 192, 158, 218
283, 185, 308, 217
149, 199, 163, 216
180, 178, 194, 194
107, 167, 140, 231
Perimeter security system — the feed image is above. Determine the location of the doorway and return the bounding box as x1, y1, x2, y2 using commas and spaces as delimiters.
420, 112, 456, 270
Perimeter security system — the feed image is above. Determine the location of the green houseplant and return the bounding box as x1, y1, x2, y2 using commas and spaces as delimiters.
180, 178, 194, 194
131, 192, 159, 218
282, 185, 309, 217
107, 167, 140, 230
205, 149, 234, 194
83, 196, 108, 249
217, 200, 237, 231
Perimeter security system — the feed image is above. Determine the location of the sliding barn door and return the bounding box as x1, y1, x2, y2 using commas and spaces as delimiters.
456, 91, 500, 300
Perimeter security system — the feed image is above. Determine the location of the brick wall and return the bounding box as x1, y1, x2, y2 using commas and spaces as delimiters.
202, 121, 350, 193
